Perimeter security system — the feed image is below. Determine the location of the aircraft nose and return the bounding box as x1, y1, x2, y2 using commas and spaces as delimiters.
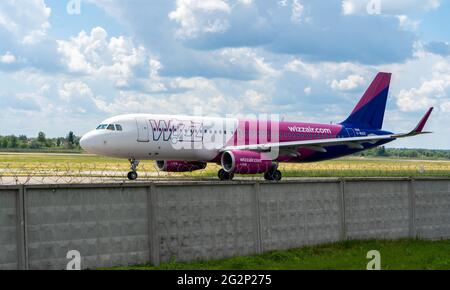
80, 131, 99, 153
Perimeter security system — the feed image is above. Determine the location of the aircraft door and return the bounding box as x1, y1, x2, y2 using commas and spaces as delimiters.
136, 118, 150, 142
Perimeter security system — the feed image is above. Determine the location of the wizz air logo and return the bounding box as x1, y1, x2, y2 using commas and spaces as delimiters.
288, 126, 332, 134
150, 119, 203, 143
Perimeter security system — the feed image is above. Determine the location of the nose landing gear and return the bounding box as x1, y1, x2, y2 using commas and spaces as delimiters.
128, 158, 140, 181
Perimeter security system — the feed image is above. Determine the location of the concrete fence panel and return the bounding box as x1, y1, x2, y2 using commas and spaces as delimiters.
25, 186, 149, 270
154, 184, 258, 264
259, 181, 342, 252
344, 180, 411, 240
0, 188, 20, 270
414, 179, 450, 239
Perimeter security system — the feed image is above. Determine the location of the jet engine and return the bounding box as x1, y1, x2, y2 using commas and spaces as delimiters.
156, 161, 207, 172
221, 150, 274, 174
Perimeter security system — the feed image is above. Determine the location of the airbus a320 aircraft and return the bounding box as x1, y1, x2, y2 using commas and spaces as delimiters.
80, 72, 433, 181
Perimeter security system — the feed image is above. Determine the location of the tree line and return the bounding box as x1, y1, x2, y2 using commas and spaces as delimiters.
355, 146, 450, 160
0, 132, 81, 151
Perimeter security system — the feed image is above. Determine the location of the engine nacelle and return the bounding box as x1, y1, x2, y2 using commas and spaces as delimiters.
221, 151, 274, 174
156, 161, 207, 172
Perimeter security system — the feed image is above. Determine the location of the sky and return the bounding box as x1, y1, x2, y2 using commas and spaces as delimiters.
0, 0, 449, 149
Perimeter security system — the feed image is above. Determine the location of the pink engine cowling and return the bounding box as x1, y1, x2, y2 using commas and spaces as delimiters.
221, 151, 274, 174
156, 161, 207, 172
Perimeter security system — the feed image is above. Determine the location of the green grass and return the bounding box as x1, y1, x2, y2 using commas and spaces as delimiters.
0, 152, 121, 164
0, 148, 83, 154
108, 239, 450, 270
1, 153, 450, 178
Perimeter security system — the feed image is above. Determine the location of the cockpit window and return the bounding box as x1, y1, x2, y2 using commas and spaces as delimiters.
96, 124, 108, 130
96, 124, 122, 131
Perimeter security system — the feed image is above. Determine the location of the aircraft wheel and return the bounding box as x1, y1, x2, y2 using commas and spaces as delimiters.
273, 170, 282, 182
218, 169, 234, 181
264, 170, 282, 182
127, 171, 138, 181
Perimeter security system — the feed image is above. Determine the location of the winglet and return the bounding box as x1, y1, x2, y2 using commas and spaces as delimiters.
413, 107, 434, 134
393, 107, 434, 138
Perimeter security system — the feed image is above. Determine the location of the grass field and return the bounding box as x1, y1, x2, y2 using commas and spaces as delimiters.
1, 152, 450, 179
107, 239, 450, 270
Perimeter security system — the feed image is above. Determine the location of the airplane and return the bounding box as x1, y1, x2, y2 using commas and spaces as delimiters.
80, 72, 434, 181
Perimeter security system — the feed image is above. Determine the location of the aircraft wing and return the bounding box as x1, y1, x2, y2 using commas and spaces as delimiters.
221, 108, 434, 153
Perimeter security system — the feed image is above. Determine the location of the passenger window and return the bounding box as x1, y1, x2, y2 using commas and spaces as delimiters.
115, 124, 123, 131
107, 124, 115, 131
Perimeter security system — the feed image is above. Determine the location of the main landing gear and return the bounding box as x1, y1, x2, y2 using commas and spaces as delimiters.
217, 168, 282, 182
127, 158, 140, 181
264, 164, 282, 182
218, 169, 235, 181
264, 170, 282, 182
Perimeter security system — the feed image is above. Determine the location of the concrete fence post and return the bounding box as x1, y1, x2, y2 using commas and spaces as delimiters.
15, 185, 26, 270
408, 178, 417, 238
252, 182, 262, 255
147, 184, 160, 266
339, 178, 347, 240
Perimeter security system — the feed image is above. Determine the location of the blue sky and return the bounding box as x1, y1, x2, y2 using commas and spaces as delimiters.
0, 0, 449, 149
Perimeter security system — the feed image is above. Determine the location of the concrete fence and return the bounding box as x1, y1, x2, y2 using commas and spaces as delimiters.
1, 178, 449, 270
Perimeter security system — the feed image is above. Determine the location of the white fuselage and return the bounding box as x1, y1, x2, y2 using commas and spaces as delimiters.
80, 114, 238, 162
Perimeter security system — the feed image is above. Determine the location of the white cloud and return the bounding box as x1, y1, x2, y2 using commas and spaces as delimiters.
397, 15, 420, 31
169, 0, 231, 38
93, 77, 241, 116
59, 81, 94, 102
238, 0, 253, 5
0, 52, 16, 64
304, 86, 312, 95
291, 0, 304, 23
331, 75, 366, 91
244, 89, 271, 109
397, 77, 449, 112
58, 80, 104, 114
57, 27, 158, 88
0, 0, 51, 44
440, 101, 450, 113
341, 0, 355, 15
395, 53, 450, 112
285, 58, 368, 81
217, 48, 278, 77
